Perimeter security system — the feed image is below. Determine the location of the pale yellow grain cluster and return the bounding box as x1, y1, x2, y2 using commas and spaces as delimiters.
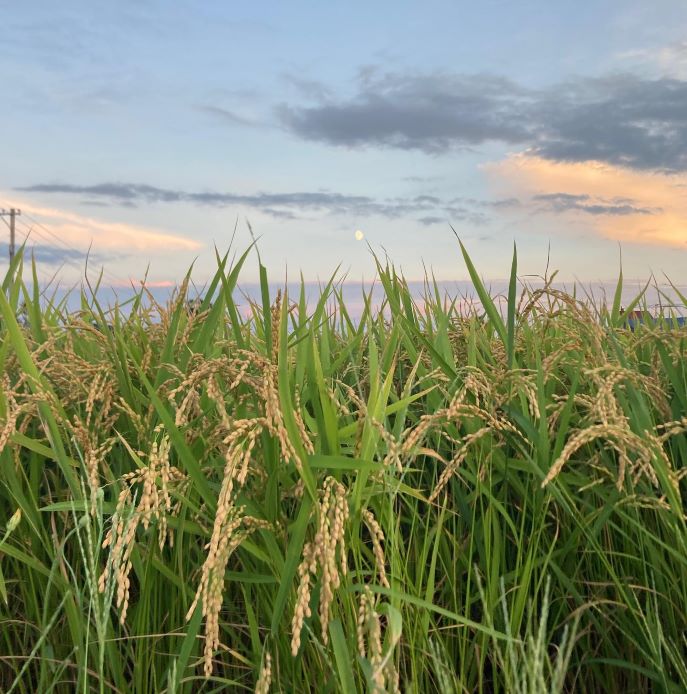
186, 426, 271, 676
394, 373, 523, 502
62, 367, 118, 515
362, 508, 390, 589
357, 588, 400, 693
657, 417, 687, 442
0, 386, 19, 454
254, 651, 272, 694
260, 336, 315, 473
542, 365, 676, 491
541, 422, 670, 491
167, 339, 313, 476
0, 370, 65, 456
188, 503, 256, 677
291, 476, 349, 655
99, 433, 186, 622
70, 418, 116, 517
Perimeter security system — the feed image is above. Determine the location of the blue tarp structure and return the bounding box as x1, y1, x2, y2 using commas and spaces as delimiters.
623, 310, 687, 331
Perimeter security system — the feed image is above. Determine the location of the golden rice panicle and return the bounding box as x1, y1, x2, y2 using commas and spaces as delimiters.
398, 375, 496, 459
258, 352, 313, 472
229, 357, 254, 391
587, 367, 631, 427
356, 589, 371, 658
195, 514, 246, 677
270, 289, 282, 364
82, 365, 117, 432
113, 396, 146, 439
85, 448, 100, 517
657, 416, 687, 442
370, 417, 402, 473
399, 412, 435, 457
362, 508, 390, 589
541, 421, 670, 491
290, 477, 349, 654
506, 370, 540, 421
291, 543, 316, 656
187, 448, 243, 627
356, 589, 386, 692
222, 418, 263, 486
206, 372, 231, 429
0, 389, 19, 455
192, 516, 270, 677
255, 651, 272, 694
187, 429, 270, 676
327, 384, 351, 416
317, 477, 348, 645
139, 343, 153, 375
541, 424, 616, 487
429, 426, 494, 502
294, 389, 315, 456
173, 384, 201, 427
84, 369, 104, 427
99, 434, 186, 622
98, 482, 140, 623
150, 433, 176, 549
333, 480, 349, 579
70, 416, 116, 517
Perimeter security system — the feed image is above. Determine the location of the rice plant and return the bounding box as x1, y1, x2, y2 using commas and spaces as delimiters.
0, 241, 686, 692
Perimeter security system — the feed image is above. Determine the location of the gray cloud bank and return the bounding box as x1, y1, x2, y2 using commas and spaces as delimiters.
533, 193, 661, 216
278, 71, 687, 172
19, 182, 662, 228
3, 243, 107, 265
18, 182, 507, 225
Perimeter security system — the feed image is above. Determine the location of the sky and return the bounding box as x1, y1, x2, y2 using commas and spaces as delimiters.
2, 1, 687, 287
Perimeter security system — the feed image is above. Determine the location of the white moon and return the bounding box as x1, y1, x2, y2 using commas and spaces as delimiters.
354, 229, 364, 241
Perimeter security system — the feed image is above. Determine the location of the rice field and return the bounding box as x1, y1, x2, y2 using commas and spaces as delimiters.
1, 242, 687, 692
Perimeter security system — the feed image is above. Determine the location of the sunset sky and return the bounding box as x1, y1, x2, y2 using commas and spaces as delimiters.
2, 1, 687, 285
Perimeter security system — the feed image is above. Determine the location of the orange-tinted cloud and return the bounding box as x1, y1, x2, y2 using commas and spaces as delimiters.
485, 154, 687, 248
1, 194, 202, 253
133, 279, 176, 288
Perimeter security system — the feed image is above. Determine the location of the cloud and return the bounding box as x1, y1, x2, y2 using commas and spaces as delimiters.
138, 280, 176, 289
486, 197, 521, 209
2, 194, 202, 253
19, 183, 181, 203
282, 74, 332, 101
1, 243, 96, 265
450, 196, 522, 210
531, 74, 687, 172
487, 154, 687, 247
18, 182, 498, 225
617, 41, 687, 79
402, 175, 443, 183
199, 105, 263, 128
278, 70, 687, 172
417, 216, 446, 226
278, 72, 533, 153
532, 192, 660, 216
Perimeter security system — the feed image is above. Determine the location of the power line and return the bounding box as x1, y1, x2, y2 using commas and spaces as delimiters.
19, 211, 128, 285
0, 208, 21, 262
27, 227, 128, 288
13, 218, 87, 269
4, 218, 97, 290
0, 219, 68, 288
1, 202, 131, 286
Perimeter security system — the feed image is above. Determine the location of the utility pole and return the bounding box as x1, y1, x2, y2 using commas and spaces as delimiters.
0, 208, 21, 262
